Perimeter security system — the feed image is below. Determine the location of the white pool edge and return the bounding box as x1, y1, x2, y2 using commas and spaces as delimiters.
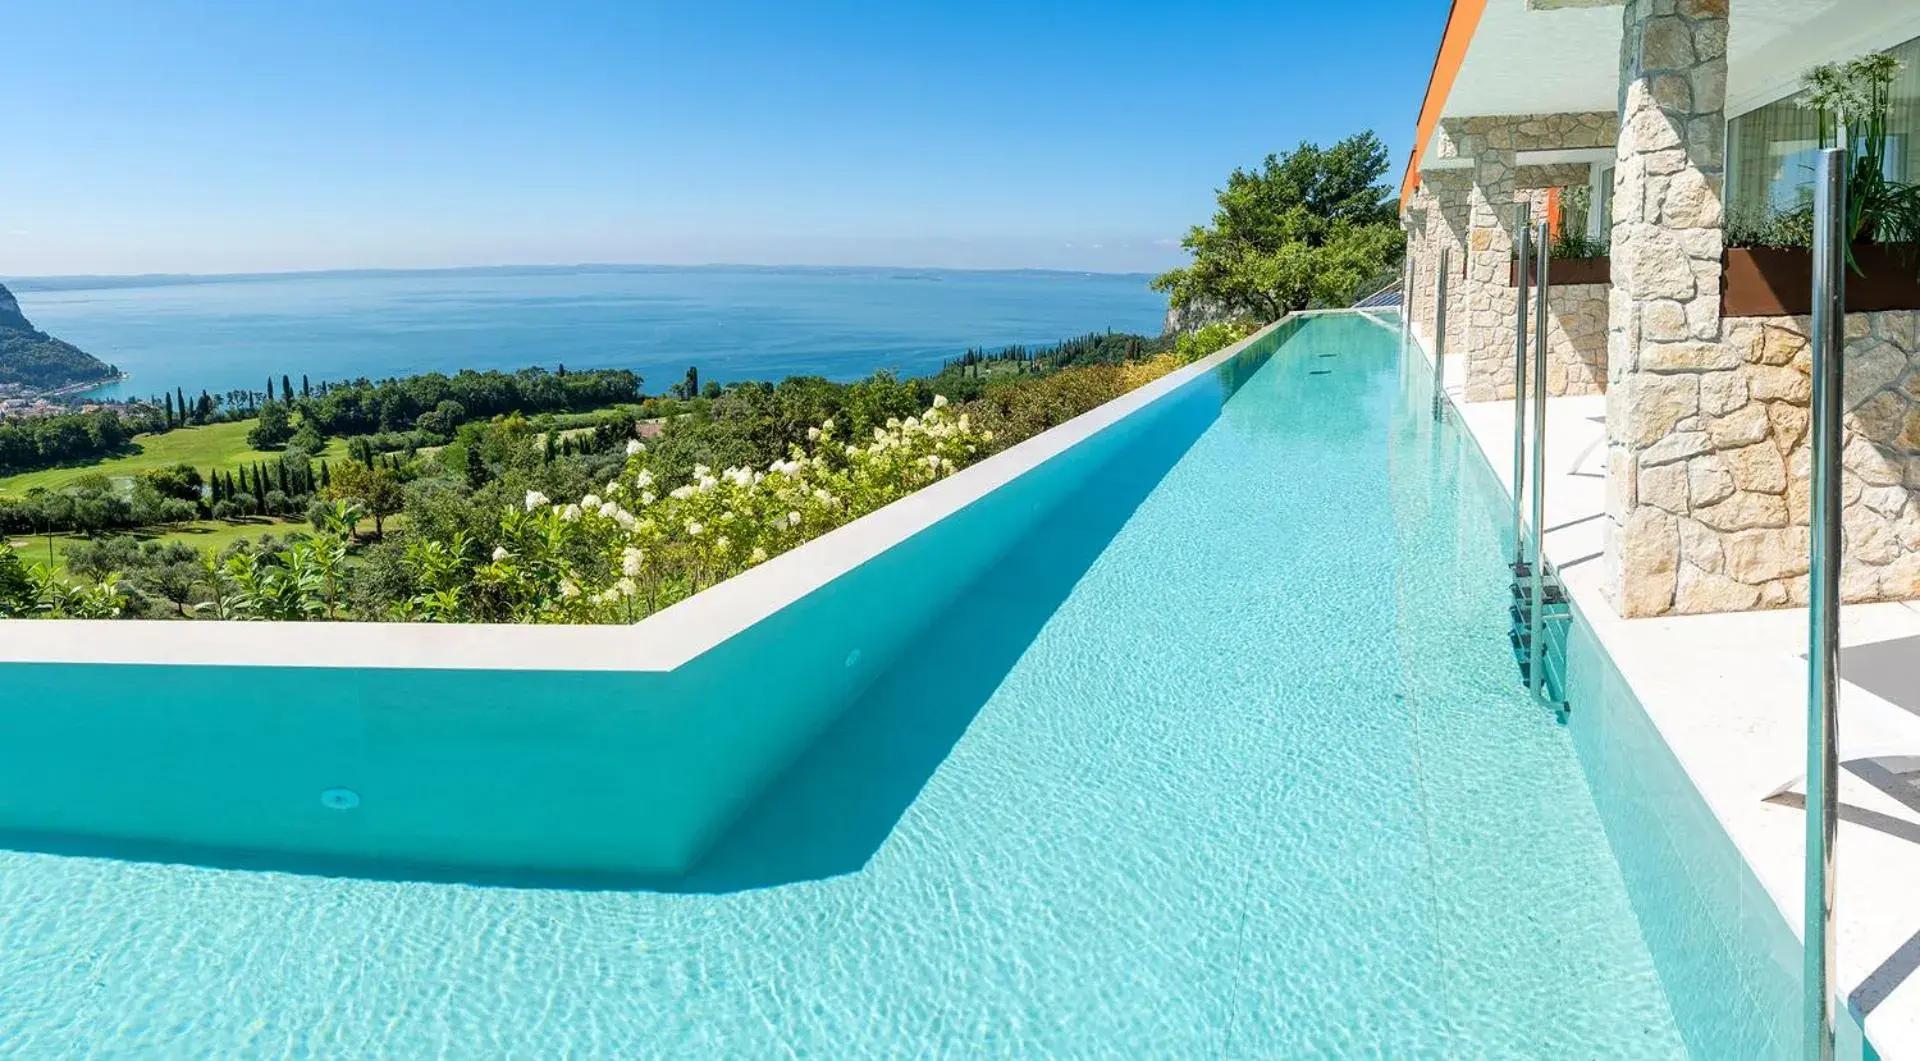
0, 317, 1296, 672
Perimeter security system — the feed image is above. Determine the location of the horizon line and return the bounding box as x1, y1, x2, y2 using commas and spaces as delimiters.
2, 261, 1165, 287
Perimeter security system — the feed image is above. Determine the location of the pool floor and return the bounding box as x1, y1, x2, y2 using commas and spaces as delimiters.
0, 316, 1697, 1056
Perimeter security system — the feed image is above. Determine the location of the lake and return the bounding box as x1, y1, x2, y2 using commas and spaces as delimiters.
6, 266, 1169, 401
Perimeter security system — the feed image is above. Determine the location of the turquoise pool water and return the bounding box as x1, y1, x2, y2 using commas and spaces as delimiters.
0, 315, 1746, 1055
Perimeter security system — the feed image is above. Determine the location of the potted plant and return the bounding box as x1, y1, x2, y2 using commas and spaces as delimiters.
1722, 52, 1920, 316
1508, 185, 1611, 286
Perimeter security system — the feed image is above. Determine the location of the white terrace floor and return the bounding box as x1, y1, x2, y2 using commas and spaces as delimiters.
1419, 327, 1920, 1060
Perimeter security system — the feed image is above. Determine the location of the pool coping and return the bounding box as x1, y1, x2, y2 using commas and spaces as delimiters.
1412, 319, 1920, 1060
0, 317, 1293, 672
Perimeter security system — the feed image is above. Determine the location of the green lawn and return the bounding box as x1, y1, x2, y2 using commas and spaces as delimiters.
4, 518, 305, 573
0, 420, 347, 495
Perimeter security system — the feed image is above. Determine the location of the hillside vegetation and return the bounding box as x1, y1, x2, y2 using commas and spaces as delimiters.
0, 282, 116, 389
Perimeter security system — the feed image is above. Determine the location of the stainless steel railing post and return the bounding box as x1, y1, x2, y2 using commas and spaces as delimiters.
1432, 248, 1449, 420
1512, 203, 1532, 570
1804, 145, 1846, 1061
1402, 255, 1415, 357
1527, 219, 1551, 702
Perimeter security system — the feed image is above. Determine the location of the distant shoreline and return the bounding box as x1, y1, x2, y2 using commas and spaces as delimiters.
5, 262, 1160, 294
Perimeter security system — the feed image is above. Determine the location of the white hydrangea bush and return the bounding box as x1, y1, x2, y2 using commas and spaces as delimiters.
456, 397, 988, 623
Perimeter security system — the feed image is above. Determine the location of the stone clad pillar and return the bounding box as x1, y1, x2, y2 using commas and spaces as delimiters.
1603, 0, 1733, 616
1463, 130, 1521, 402
1417, 171, 1473, 361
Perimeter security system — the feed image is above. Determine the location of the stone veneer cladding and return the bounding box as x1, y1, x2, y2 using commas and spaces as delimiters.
1602, 0, 1731, 617
1656, 312, 1920, 612
1424, 112, 1617, 403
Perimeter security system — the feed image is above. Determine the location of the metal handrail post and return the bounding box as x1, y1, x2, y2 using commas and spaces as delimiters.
1527, 219, 1551, 702
1432, 248, 1450, 419
1804, 146, 1846, 1061
1512, 203, 1533, 569
1402, 255, 1415, 356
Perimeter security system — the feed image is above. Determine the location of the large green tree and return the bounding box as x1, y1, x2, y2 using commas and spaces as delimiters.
1154, 131, 1403, 322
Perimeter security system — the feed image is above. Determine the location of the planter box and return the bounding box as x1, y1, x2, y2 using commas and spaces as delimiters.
1507, 255, 1611, 287
1723, 243, 1920, 316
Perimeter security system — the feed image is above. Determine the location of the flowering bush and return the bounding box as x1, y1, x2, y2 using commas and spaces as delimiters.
380, 396, 990, 623
2, 351, 1196, 625
1172, 320, 1256, 364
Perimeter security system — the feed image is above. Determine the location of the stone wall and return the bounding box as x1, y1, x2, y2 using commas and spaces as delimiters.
1629, 311, 1920, 613
1405, 174, 1470, 357
1465, 282, 1611, 401
1602, 0, 1730, 617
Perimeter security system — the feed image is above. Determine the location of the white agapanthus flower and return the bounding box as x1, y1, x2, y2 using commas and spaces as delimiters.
621, 547, 645, 577
788, 511, 803, 528
634, 469, 656, 489
626, 439, 645, 456
715, 535, 731, 553
807, 427, 821, 441
559, 504, 582, 522
669, 485, 695, 501
582, 494, 603, 510
639, 491, 657, 506
559, 579, 580, 599
687, 521, 704, 537
524, 490, 549, 512
932, 393, 949, 409
599, 501, 621, 519
491, 546, 510, 562
749, 546, 768, 564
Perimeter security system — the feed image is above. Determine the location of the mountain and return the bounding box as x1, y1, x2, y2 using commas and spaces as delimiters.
0, 282, 116, 390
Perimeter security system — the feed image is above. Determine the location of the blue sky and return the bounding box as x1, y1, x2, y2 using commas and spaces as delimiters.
0, 1, 1443, 277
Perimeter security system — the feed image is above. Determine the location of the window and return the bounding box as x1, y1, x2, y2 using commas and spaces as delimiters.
1727, 32, 1920, 219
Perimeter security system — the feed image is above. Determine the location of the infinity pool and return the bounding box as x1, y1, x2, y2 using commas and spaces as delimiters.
0, 315, 1765, 1055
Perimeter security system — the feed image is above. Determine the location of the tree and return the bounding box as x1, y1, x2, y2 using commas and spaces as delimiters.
1152, 131, 1404, 321
325, 463, 404, 539
0, 542, 33, 616
248, 400, 294, 449
463, 443, 489, 489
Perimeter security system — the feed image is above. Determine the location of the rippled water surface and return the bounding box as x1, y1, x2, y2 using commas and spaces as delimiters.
0, 315, 1701, 1057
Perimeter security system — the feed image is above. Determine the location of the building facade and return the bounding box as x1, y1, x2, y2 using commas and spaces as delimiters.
1402, 0, 1920, 618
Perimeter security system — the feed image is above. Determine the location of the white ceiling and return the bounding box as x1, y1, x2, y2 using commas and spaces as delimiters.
1425, 0, 1920, 164
1439, 0, 1920, 119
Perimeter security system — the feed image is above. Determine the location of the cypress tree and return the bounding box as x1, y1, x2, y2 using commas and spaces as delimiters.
320, 461, 331, 489
278, 462, 291, 495
164, 391, 176, 427
282, 375, 294, 405
301, 374, 311, 399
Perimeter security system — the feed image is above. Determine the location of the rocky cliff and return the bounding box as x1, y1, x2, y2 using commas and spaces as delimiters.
0, 281, 115, 390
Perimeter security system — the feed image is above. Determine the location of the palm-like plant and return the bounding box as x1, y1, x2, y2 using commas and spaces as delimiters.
1802, 53, 1920, 275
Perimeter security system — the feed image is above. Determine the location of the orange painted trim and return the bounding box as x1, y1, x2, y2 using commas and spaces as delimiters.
1546, 186, 1563, 238
1398, 0, 1490, 210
